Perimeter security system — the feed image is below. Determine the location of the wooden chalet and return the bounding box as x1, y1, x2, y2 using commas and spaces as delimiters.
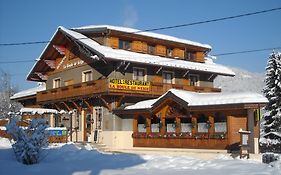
11, 25, 267, 153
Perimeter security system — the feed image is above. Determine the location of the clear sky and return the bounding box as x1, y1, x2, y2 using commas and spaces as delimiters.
0, 0, 281, 90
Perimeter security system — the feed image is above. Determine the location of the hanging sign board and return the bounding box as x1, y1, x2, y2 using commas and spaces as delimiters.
109, 79, 150, 91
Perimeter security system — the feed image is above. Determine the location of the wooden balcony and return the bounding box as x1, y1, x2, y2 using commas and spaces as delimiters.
37, 79, 221, 103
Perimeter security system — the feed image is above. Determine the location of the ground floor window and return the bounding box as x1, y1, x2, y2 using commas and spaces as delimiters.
197, 114, 209, 133
181, 117, 192, 133
137, 116, 146, 133
214, 113, 227, 133
165, 118, 176, 133
151, 116, 160, 133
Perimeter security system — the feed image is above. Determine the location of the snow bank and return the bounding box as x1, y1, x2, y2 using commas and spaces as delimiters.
0, 138, 280, 175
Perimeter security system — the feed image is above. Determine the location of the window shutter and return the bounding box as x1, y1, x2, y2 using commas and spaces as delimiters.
155, 45, 166, 56
195, 52, 205, 63
108, 37, 119, 49
172, 48, 184, 59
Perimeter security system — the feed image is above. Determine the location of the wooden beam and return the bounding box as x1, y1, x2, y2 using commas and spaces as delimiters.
183, 70, 189, 77
83, 99, 93, 113
54, 103, 62, 111
156, 67, 162, 74
98, 96, 111, 111
71, 100, 81, 111
62, 102, 71, 111
115, 95, 125, 108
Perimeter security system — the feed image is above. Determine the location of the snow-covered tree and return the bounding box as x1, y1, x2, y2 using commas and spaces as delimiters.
0, 71, 22, 119
6, 115, 49, 165
260, 52, 281, 153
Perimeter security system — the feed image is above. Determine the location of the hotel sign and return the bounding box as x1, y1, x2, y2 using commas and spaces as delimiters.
109, 79, 150, 91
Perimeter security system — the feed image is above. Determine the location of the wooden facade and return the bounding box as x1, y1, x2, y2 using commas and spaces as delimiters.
125, 98, 262, 151
11, 25, 262, 152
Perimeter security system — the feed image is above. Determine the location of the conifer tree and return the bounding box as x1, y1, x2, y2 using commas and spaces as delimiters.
261, 52, 281, 152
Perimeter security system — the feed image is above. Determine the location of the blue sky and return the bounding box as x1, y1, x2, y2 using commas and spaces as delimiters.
0, 0, 281, 90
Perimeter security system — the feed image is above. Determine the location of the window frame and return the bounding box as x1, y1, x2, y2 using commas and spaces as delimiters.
147, 45, 155, 55
119, 39, 132, 50
185, 51, 196, 60
189, 74, 199, 86
82, 70, 93, 82
162, 71, 175, 84
53, 77, 61, 88
133, 67, 147, 81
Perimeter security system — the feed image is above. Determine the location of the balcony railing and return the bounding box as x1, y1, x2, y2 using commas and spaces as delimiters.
37, 78, 221, 103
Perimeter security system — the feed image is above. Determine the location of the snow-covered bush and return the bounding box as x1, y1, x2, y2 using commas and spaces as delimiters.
6, 115, 49, 165
260, 52, 281, 153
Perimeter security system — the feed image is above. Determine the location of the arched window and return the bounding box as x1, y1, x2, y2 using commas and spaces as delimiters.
197, 114, 209, 133
214, 112, 227, 133
181, 117, 192, 133
137, 115, 146, 133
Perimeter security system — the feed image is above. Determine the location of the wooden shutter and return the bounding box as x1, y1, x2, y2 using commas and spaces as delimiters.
108, 37, 119, 49
132, 41, 142, 52
155, 45, 166, 56
195, 52, 205, 63
141, 42, 148, 53
172, 48, 185, 59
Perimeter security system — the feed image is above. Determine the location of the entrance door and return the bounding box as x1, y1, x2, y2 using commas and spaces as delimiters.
86, 113, 93, 142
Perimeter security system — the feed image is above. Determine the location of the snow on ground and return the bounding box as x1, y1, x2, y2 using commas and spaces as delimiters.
0, 138, 280, 175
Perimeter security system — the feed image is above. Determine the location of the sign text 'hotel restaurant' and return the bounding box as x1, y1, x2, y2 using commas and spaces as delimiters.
109, 79, 150, 91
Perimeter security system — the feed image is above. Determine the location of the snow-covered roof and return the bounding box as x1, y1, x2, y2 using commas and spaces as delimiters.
20, 107, 58, 115
73, 25, 212, 49
125, 89, 268, 110
10, 84, 46, 100
59, 26, 235, 76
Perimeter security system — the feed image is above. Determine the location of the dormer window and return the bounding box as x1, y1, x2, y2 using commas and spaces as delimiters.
185, 51, 196, 60
166, 48, 173, 57
147, 45, 155, 55
119, 39, 131, 50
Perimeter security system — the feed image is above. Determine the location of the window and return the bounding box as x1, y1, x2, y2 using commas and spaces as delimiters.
137, 116, 146, 133
133, 67, 146, 81
95, 107, 103, 130
119, 39, 131, 50
147, 45, 155, 55
53, 78, 61, 88
214, 112, 227, 133
181, 117, 192, 133
185, 51, 196, 60
151, 116, 160, 133
197, 114, 209, 133
163, 71, 174, 84
189, 74, 199, 86
165, 118, 176, 133
82, 70, 92, 82
166, 48, 173, 57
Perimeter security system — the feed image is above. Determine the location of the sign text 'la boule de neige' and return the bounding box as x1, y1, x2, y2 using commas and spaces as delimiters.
109, 79, 150, 91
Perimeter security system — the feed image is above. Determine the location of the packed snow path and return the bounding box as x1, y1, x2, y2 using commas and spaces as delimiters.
0, 138, 279, 175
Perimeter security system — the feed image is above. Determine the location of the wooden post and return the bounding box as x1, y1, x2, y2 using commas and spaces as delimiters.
146, 115, 151, 134
191, 116, 197, 135
209, 116, 214, 135
176, 117, 181, 134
